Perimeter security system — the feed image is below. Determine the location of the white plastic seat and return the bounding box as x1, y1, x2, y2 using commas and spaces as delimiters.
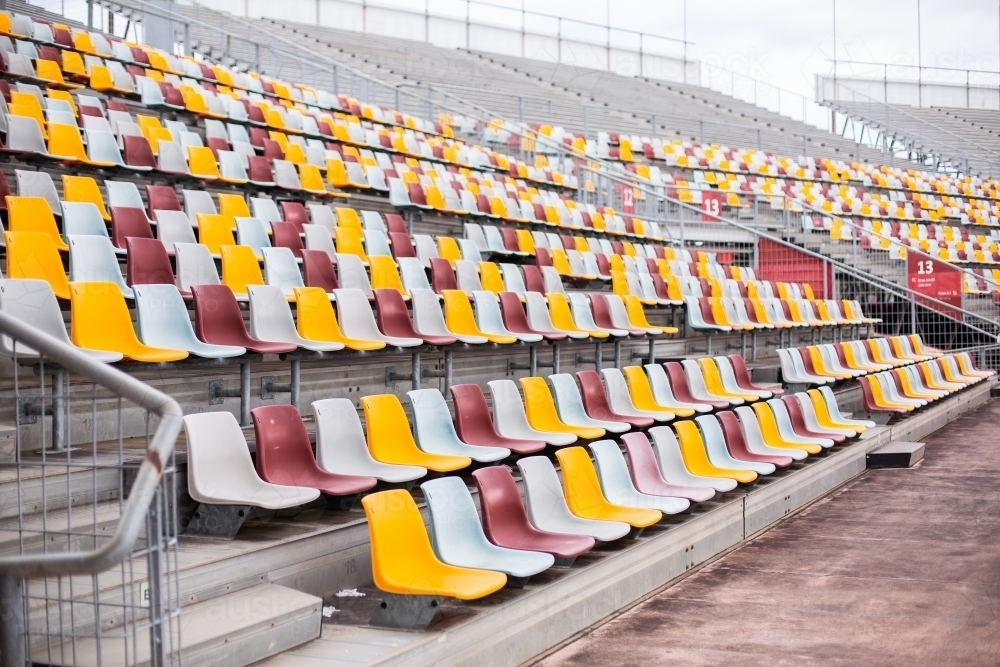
15, 170, 59, 214
685, 297, 731, 333
600, 368, 673, 422
407, 389, 509, 462
645, 364, 713, 413
541, 266, 566, 295
648, 426, 738, 492
766, 399, 834, 448
174, 242, 222, 293
302, 224, 336, 261
249, 197, 282, 225
454, 260, 482, 293
487, 379, 576, 446
715, 356, 771, 399
364, 229, 393, 258
399, 257, 432, 294
134, 284, 245, 358
818, 386, 875, 428
606, 294, 659, 334
733, 405, 809, 460
182, 189, 217, 224
818, 344, 862, 378
525, 292, 587, 339
218, 151, 249, 182
463, 223, 490, 254
549, 374, 629, 433
106, 181, 145, 211
183, 412, 320, 508
781, 348, 832, 385
332, 253, 371, 297
793, 392, 857, 437
61, 201, 111, 243
360, 210, 386, 232
235, 217, 272, 258
413, 234, 438, 268
247, 284, 344, 352
411, 288, 486, 344
0, 279, 122, 362
695, 415, 775, 475
569, 292, 626, 336
67, 235, 133, 298
486, 225, 522, 256
6, 115, 51, 156
875, 373, 925, 407
272, 160, 302, 190
262, 247, 305, 296
423, 476, 554, 578
516, 456, 630, 541
87, 130, 129, 168
474, 291, 540, 343
156, 212, 198, 252
312, 397, 426, 483
681, 359, 743, 405
499, 264, 527, 297
590, 440, 689, 513
333, 288, 422, 347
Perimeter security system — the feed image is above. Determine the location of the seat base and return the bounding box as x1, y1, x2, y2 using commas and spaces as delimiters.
553, 556, 577, 569
854, 411, 892, 426
505, 575, 529, 589
184, 503, 250, 539
626, 527, 644, 540
369, 594, 443, 630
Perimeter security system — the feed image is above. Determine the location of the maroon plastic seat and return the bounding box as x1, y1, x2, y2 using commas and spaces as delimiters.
105, 99, 128, 113
430, 257, 457, 293
576, 370, 653, 428
252, 405, 376, 497
271, 221, 304, 258
125, 237, 185, 295
499, 227, 520, 253
450, 384, 545, 455
650, 275, 674, 303
497, 292, 562, 341
621, 432, 715, 502
716, 411, 792, 467
795, 347, 830, 381
262, 139, 284, 161
664, 362, 728, 409
123, 135, 157, 171
591, 294, 642, 336
521, 265, 544, 293
248, 127, 268, 148
146, 185, 181, 219
383, 213, 406, 233
205, 137, 229, 160
388, 231, 415, 259
190, 284, 296, 354
279, 201, 308, 232
37, 45, 62, 67
595, 253, 611, 277
373, 288, 453, 346
728, 354, 782, 395
301, 249, 338, 292
247, 156, 275, 185
535, 247, 552, 268
781, 395, 846, 441
158, 82, 184, 109
52, 26, 73, 48
473, 466, 593, 562
859, 376, 906, 413
110, 207, 153, 249
0, 169, 11, 213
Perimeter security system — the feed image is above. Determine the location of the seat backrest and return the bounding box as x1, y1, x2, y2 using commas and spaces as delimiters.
174, 242, 220, 290
336, 253, 373, 295
430, 257, 457, 293
422, 476, 498, 562
67, 235, 132, 296
110, 206, 154, 249
183, 412, 271, 505
0, 279, 74, 357
272, 221, 304, 258
251, 404, 323, 486
262, 246, 304, 295
126, 236, 175, 288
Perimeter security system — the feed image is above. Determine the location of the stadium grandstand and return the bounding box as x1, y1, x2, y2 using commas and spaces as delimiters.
0, 0, 996, 665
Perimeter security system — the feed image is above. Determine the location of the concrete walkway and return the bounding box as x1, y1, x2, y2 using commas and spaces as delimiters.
534, 400, 1000, 667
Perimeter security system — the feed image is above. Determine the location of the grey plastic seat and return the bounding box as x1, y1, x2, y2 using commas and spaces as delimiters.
413, 234, 438, 267
272, 160, 302, 190
412, 288, 486, 344
525, 292, 587, 339
645, 363, 712, 413
715, 356, 771, 399
733, 405, 808, 461
590, 441, 689, 513
218, 151, 249, 182
549, 374, 629, 433
569, 292, 626, 336
336, 253, 373, 297
600, 368, 673, 422
363, 229, 392, 258
156, 212, 197, 251
766, 398, 834, 448
248, 197, 281, 225
408, 389, 509, 462
423, 476, 554, 580
474, 291, 540, 342
541, 266, 566, 295
818, 386, 875, 428
6, 115, 50, 156
399, 257, 432, 293
516, 456, 630, 541
696, 415, 775, 475
302, 224, 336, 261
247, 284, 343, 352
235, 217, 271, 259
157, 140, 188, 174
463, 223, 490, 253
312, 398, 425, 483
648, 426, 738, 492
183, 189, 217, 224
134, 284, 245, 358
682, 359, 743, 405
174, 242, 222, 292
333, 288, 422, 347
455, 259, 482, 293
307, 203, 337, 232
488, 379, 575, 445
262, 247, 305, 296
0, 279, 123, 363
15, 170, 59, 214
67, 235, 132, 298
499, 264, 527, 297
61, 201, 111, 243
457, 238, 482, 262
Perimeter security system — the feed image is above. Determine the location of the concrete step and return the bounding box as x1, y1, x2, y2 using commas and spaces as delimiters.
33, 583, 321, 667
0, 464, 121, 520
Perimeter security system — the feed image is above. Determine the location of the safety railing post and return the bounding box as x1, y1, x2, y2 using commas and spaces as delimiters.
0, 574, 25, 666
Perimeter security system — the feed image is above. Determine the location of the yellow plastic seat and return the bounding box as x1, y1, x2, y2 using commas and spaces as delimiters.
47, 123, 113, 166
197, 214, 237, 254
555, 447, 661, 527
362, 490, 506, 599
549, 249, 573, 277
895, 370, 937, 401
622, 295, 672, 334
918, 363, 954, 392
441, 290, 515, 344
299, 163, 329, 196
334, 207, 363, 232
937, 358, 974, 386
478, 261, 505, 295
361, 394, 470, 472
293, 286, 386, 351
369, 255, 407, 297
136, 115, 173, 153
62, 175, 111, 221
750, 403, 822, 455
187, 146, 221, 181
69, 282, 187, 363
334, 226, 369, 264
87, 64, 130, 94
546, 292, 606, 338
4, 231, 72, 299
60, 50, 88, 81
838, 343, 880, 373
326, 159, 353, 189
806, 346, 853, 380
217, 193, 251, 220
864, 376, 915, 411
437, 236, 462, 267
7, 196, 67, 251
220, 245, 264, 296
181, 85, 225, 119
71, 31, 95, 53
673, 420, 757, 484
35, 59, 81, 89
622, 366, 691, 417
520, 376, 605, 440
11, 92, 46, 133
515, 229, 535, 255
698, 358, 757, 402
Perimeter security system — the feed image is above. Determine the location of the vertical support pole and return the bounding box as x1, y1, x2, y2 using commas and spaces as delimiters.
184, 22, 190, 56
333, 65, 339, 95
412, 350, 421, 391
706, 334, 712, 356
529, 345, 538, 377
614, 339, 622, 368
910, 298, 917, 335
290, 359, 301, 408
147, 491, 165, 667
518, 96, 524, 123
466, 0, 470, 50
557, 18, 561, 64
699, 120, 704, 145
595, 341, 603, 370
395, 85, 400, 112
752, 332, 758, 361
757, 128, 762, 151
52, 369, 66, 452
87, 0, 93, 29
0, 574, 25, 667
647, 336, 655, 365
651, 113, 655, 138
553, 342, 561, 374
583, 106, 588, 137
239, 361, 251, 427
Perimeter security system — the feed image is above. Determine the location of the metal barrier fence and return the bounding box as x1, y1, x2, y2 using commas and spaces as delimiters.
0, 310, 183, 666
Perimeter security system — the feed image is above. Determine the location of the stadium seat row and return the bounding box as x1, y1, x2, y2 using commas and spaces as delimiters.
777, 336, 942, 384
858, 354, 993, 412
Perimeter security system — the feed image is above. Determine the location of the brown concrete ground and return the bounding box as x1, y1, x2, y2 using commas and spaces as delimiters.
534, 400, 1000, 667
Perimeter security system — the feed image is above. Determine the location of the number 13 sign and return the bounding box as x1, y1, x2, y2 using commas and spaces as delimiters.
907, 253, 961, 317
701, 192, 723, 222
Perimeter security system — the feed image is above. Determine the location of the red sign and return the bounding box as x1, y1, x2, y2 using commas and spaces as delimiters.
701, 191, 723, 221
755, 239, 834, 298
907, 254, 961, 318
621, 185, 635, 213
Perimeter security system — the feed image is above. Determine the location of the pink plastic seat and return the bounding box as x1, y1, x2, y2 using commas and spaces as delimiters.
126, 237, 186, 297
521, 265, 544, 293
781, 395, 846, 442
575, 370, 653, 428
430, 257, 457, 293
621, 432, 716, 502
252, 405, 377, 497
301, 249, 338, 291
591, 294, 643, 336
728, 354, 782, 395
110, 206, 153, 249
388, 231, 416, 259
191, 284, 296, 354
374, 288, 454, 346
716, 411, 793, 467
664, 362, 729, 409
271, 221, 304, 258
450, 384, 545, 454
498, 292, 564, 341
472, 466, 594, 563
280, 201, 308, 232
146, 185, 181, 218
